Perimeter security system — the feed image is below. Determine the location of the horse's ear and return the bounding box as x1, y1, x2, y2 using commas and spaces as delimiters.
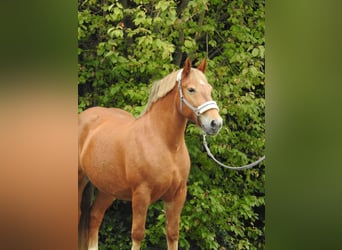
197, 58, 207, 73
182, 58, 192, 78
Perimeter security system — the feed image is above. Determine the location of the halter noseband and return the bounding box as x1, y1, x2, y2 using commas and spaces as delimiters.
176, 69, 219, 121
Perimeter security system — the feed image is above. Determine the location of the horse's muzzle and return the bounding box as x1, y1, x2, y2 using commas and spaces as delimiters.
200, 116, 223, 135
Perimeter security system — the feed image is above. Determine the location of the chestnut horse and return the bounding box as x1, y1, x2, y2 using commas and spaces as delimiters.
78, 58, 223, 250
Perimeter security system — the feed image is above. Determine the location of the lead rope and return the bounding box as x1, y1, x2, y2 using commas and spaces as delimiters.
202, 133, 265, 170
176, 69, 264, 170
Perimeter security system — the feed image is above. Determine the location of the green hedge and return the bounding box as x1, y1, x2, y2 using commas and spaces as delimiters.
79, 0, 265, 249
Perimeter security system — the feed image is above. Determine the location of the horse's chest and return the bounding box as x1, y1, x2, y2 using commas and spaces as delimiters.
127, 146, 190, 201
150, 156, 190, 201
150, 167, 185, 202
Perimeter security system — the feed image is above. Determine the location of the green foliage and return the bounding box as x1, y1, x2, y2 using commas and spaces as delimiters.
79, 0, 265, 249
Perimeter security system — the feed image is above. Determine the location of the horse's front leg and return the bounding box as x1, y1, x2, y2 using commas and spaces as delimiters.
165, 185, 187, 250
131, 187, 151, 250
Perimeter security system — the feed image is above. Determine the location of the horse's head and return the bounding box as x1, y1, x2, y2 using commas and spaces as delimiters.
177, 58, 223, 135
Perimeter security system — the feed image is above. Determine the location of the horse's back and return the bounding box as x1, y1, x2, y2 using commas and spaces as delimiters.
78, 107, 135, 154
79, 106, 134, 126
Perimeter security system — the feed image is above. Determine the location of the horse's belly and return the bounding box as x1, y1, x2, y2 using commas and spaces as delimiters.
80, 120, 134, 196
85, 165, 132, 200
99, 184, 132, 201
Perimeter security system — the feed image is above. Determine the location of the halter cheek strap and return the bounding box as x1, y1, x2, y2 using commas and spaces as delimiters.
177, 70, 266, 170
176, 69, 219, 120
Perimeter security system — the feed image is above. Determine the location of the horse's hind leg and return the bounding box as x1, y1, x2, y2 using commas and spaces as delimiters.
165, 185, 187, 250
88, 191, 115, 250
78, 168, 89, 224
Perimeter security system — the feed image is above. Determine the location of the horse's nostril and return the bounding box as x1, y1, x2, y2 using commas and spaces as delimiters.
210, 120, 217, 128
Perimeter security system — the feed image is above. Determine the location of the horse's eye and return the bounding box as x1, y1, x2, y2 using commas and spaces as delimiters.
188, 87, 196, 94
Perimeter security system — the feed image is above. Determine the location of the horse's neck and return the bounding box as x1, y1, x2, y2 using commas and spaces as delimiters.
142, 88, 187, 150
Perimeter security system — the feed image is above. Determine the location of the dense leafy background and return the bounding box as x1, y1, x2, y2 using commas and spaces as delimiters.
78, 0, 265, 249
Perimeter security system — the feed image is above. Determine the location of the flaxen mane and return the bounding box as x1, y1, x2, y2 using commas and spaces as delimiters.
140, 70, 179, 116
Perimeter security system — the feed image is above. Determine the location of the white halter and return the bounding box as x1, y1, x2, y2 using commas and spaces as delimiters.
176, 69, 219, 120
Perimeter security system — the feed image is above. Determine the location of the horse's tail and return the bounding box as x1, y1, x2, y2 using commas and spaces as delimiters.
78, 182, 94, 250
